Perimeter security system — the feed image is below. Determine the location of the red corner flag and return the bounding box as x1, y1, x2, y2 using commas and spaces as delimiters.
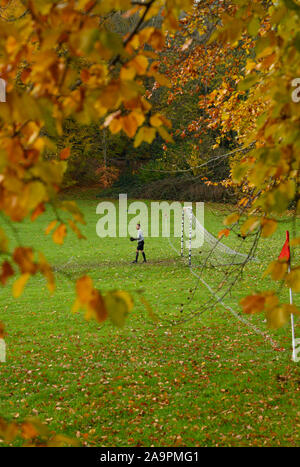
278, 230, 290, 261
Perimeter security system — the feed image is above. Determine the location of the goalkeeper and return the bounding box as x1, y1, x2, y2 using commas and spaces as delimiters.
130, 223, 147, 263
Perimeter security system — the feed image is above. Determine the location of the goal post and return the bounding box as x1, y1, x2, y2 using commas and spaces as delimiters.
182, 206, 193, 266
180, 205, 257, 267
181, 208, 184, 257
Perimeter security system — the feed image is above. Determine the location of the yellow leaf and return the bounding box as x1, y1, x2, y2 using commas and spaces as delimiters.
261, 218, 277, 238
286, 268, 300, 293
266, 307, 290, 330
6, 36, 18, 54
131, 110, 145, 128
150, 113, 164, 127
152, 72, 171, 88
224, 213, 240, 226
134, 126, 156, 147
157, 126, 174, 143
27, 182, 47, 212
131, 55, 148, 75
264, 293, 279, 311
150, 113, 171, 129
263, 260, 288, 281
13, 273, 30, 298
241, 217, 260, 236
120, 65, 136, 81
109, 118, 122, 134
291, 237, 300, 247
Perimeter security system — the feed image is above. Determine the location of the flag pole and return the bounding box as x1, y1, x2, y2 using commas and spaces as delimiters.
279, 230, 296, 361
288, 263, 296, 362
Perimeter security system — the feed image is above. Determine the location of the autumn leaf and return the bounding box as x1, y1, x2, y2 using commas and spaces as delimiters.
31, 203, 45, 222
157, 126, 174, 143
121, 113, 139, 138
13, 247, 37, 274
68, 220, 86, 240
241, 217, 260, 237
60, 147, 71, 160
134, 126, 156, 147
224, 213, 240, 226
45, 220, 58, 235
73, 276, 108, 323
240, 294, 266, 315
104, 290, 133, 327
218, 228, 230, 239
261, 219, 277, 238
13, 273, 30, 298
89, 289, 107, 323
286, 267, 300, 293
21, 422, 39, 440
0, 261, 14, 285
263, 261, 288, 281
265, 305, 299, 330
0, 322, 5, 339
52, 224, 67, 245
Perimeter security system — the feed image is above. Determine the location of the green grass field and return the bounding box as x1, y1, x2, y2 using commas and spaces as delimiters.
0, 190, 299, 447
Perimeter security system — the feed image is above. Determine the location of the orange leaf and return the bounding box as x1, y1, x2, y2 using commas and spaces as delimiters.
45, 220, 58, 235
121, 113, 138, 138
21, 422, 39, 440
31, 203, 45, 222
76, 276, 94, 305
0, 321, 4, 338
68, 220, 86, 240
52, 224, 67, 245
13, 247, 37, 274
240, 294, 265, 315
0, 261, 14, 285
60, 148, 71, 160
218, 228, 230, 239
74, 276, 108, 323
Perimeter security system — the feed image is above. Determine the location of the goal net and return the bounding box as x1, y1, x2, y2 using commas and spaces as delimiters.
181, 206, 258, 267
165, 206, 281, 350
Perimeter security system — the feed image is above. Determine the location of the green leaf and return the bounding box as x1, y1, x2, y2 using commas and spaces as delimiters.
238, 74, 259, 91
248, 17, 260, 37
104, 290, 133, 327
